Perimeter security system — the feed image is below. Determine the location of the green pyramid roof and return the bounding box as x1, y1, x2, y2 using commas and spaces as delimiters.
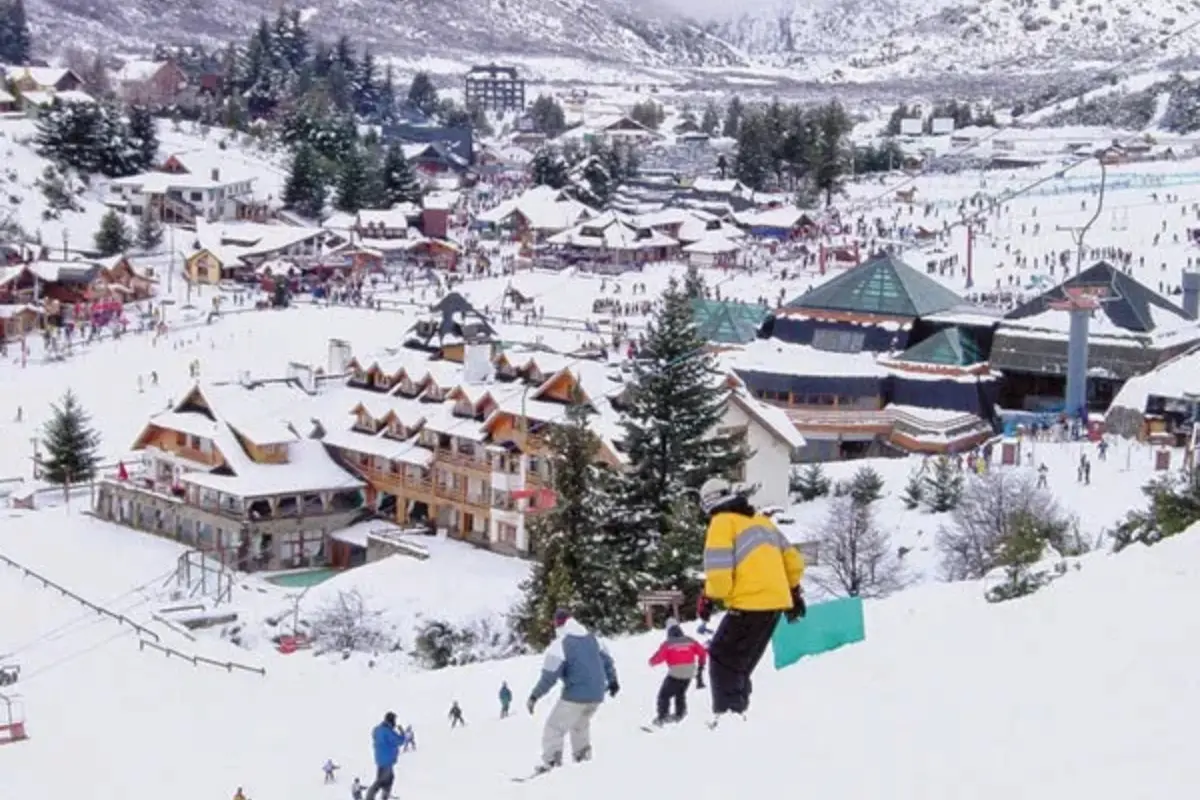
691, 298, 769, 345
897, 327, 984, 366
784, 252, 965, 318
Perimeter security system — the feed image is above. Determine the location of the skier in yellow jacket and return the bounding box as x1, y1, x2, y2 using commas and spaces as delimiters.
696, 478, 805, 726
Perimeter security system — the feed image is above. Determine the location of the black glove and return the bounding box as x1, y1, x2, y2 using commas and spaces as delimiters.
696, 595, 714, 623
785, 586, 806, 623
695, 674, 705, 690
526, 696, 537, 715
607, 681, 619, 698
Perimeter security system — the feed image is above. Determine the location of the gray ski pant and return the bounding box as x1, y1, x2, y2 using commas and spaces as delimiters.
541, 698, 600, 765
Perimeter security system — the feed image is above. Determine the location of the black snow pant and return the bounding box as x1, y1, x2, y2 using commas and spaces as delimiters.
656, 675, 690, 721
708, 609, 780, 715
364, 766, 394, 800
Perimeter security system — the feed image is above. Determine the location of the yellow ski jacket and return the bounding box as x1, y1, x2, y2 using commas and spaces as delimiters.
703, 511, 804, 611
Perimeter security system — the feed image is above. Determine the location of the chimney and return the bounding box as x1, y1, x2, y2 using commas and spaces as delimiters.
211, 167, 220, 182
327, 338, 352, 375
286, 362, 317, 395
1184, 271, 1200, 320
462, 341, 492, 385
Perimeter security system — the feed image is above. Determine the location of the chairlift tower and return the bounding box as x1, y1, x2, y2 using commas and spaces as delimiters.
1048, 286, 1112, 420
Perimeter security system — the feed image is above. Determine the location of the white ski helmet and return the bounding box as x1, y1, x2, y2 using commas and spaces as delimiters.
699, 477, 738, 515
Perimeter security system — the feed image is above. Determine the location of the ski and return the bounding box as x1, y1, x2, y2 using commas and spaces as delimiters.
512, 769, 554, 783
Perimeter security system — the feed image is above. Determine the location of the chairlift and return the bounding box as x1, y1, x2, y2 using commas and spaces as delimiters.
0, 665, 17, 687
0, 693, 27, 745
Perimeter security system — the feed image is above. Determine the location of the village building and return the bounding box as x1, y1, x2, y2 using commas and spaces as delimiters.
731, 252, 998, 459
464, 64, 526, 112
990, 261, 1200, 413
0, 86, 16, 114
98, 295, 806, 563
183, 222, 329, 284
1, 65, 82, 93
93, 380, 367, 572
107, 149, 268, 224
115, 59, 189, 106
475, 185, 597, 242
544, 210, 679, 269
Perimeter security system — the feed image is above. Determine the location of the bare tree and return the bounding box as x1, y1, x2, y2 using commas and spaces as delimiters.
811, 496, 908, 598
308, 589, 386, 654
937, 470, 1081, 581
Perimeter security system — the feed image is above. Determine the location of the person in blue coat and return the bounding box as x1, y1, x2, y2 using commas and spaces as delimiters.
499, 681, 513, 718
365, 712, 406, 800
527, 608, 619, 772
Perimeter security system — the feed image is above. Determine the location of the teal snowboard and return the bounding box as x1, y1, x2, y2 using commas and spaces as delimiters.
771, 596, 866, 670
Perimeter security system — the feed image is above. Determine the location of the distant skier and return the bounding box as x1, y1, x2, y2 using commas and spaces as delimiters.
499, 681, 513, 718
696, 478, 805, 727
232, 789, 248, 800
351, 778, 364, 800
323, 758, 340, 783
365, 711, 406, 800
449, 701, 466, 728
527, 608, 619, 773
403, 724, 415, 751
648, 622, 707, 725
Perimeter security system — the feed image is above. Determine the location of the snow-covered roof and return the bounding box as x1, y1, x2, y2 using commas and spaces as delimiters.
683, 233, 742, 254
477, 186, 596, 232
21, 89, 94, 106
730, 387, 806, 450
546, 210, 677, 251
116, 60, 169, 83
140, 382, 364, 498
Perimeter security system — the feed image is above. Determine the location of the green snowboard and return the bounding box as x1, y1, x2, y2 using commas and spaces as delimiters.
771, 596, 866, 670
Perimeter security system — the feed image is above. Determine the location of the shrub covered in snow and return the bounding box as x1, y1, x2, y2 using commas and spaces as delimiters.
412, 618, 524, 670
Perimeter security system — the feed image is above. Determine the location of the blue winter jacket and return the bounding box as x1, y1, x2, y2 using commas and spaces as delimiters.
529, 618, 618, 704
372, 722, 406, 767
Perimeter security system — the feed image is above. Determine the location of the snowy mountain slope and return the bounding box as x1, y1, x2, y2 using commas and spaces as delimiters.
0, 118, 111, 249
711, 0, 1200, 79
4, 495, 1200, 800
26, 0, 747, 69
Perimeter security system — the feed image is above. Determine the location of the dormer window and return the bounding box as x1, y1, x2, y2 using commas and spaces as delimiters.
373, 370, 391, 389
454, 399, 472, 417
400, 377, 416, 396
350, 367, 366, 384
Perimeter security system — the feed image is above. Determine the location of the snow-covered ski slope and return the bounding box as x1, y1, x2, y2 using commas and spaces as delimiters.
2, 505, 1198, 799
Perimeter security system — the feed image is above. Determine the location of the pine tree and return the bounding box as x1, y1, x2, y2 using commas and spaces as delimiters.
849, 465, 885, 506
530, 148, 568, 189
136, 211, 163, 252
94, 209, 131, 256
701, 102, 720, 135
515, 393, 623, 646
609, 277, 746, 615
683, 262, 705, 299
792, 462, 830, 502
0, 0, 32, 65
529, 95, 566, 136
923, 456, 963, 513
355, 49, 379, 117
41, 390, 101, 485
127, 106, 159, 172
901, 468, 925, 510
382, 143, 421, 206
407, 71, 438, 118
722, 95, 743, 138
335, 144, 368, 213
580, 157, 612, 207
376, 63, 397, 123
283, 143, 327, 219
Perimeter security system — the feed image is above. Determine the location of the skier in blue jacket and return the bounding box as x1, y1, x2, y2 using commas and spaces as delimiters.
527, 608, 619, 772
365, 712, 406, 800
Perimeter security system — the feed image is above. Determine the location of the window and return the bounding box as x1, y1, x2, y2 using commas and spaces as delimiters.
811, 327, 866, 354
176, 431, 186, 446
189, 435, 201, 450
190, 191, 203, 202
498, 522, 518, 547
